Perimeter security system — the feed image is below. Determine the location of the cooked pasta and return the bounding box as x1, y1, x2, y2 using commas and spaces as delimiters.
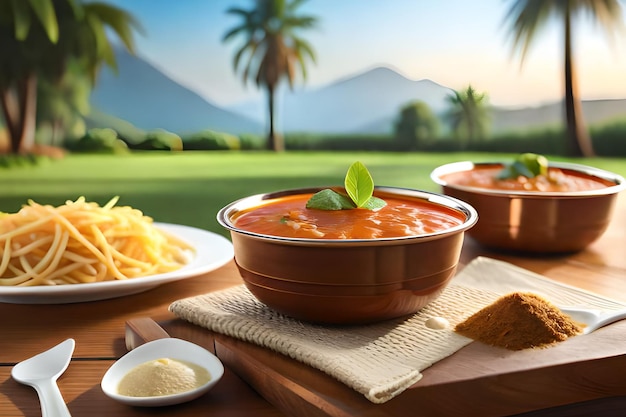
0, 197, 193, 286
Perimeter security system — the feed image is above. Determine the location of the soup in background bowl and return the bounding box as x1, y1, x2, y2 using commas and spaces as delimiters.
217, 186, 478, 325
430, 161, 625, 253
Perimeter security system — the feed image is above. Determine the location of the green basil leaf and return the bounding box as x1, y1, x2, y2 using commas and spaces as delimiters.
518, 153, 548, 177
305, 161, 387, 211
306, 189, 356, 210
345, 161, 374, 208
361, 196, 387, 210
497, 153, 549, 180
511, 160, 534, 177
495, 166, 513, 180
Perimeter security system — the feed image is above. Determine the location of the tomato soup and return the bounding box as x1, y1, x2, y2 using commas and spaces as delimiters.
232, 193, 466, 239
442, 166, 614, 192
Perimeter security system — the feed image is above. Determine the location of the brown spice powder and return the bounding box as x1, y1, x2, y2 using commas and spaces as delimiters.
454, 292, 583, 350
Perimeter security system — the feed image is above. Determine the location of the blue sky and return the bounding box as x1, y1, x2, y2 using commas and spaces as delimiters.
103, 0, 626, 109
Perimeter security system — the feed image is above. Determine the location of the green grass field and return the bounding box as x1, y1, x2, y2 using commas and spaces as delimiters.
1, 151, 624, 237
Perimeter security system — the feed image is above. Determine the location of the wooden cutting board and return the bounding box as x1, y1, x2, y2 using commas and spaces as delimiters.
145, 318, 626, 417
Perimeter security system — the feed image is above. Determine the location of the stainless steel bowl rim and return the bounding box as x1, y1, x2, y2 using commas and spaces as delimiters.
430, 160, 626, 198
216, 186, 478, 245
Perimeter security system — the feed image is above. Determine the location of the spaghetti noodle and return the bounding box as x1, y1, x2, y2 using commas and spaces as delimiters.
0, 197, 193, 286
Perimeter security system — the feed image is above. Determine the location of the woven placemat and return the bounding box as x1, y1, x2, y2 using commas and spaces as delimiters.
169, 256, 626, 404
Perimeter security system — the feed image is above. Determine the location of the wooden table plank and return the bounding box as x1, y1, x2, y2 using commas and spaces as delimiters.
0, 262, 243, 362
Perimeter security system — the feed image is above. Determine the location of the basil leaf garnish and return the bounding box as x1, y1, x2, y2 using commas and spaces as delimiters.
360, 196, 387, 210
345, 161, 374, 208
497, 153, 549, 180
305, 189, 355, 210
306, 161, 387, 211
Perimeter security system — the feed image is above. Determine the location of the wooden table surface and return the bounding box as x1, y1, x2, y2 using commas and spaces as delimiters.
1, 193, 625, 417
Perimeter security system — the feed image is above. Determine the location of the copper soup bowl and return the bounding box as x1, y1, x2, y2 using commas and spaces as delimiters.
430, 161, 625, 254
217, 186, 478, 325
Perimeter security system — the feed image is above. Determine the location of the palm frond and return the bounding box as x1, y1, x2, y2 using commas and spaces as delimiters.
504, 0, 553, 62
24, 0, 59, 42
83, 3, 142, 54
11, 0, 32, 41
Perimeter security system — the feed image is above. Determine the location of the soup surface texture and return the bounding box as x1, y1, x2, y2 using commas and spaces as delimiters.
443, 166, 614, 192
232, 193, 465, 239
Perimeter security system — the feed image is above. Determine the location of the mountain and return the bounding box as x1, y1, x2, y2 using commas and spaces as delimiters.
229, 66, 454, 133
229, 66, 626, 135
89, 50, 626, 137
89, 49, 263, 135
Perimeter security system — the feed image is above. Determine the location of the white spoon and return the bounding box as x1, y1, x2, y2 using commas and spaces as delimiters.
11, 338, 75, 417
560, 307, 626, 335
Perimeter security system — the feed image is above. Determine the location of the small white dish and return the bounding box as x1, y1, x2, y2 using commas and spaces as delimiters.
101, 338, 224, 407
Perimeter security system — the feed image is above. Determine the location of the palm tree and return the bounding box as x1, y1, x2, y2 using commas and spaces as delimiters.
0, 0, 140, 154
503, 0, 624, 157
223, 0, 317, 151
445, 85, 490, 149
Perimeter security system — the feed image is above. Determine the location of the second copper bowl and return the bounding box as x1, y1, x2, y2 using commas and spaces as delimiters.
430, 161, 625, 253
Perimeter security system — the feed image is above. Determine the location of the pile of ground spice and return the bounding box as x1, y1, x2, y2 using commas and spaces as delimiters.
454, 292, 583, 350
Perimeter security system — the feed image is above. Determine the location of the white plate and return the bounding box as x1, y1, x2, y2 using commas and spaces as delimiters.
0, 223, 234, 304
